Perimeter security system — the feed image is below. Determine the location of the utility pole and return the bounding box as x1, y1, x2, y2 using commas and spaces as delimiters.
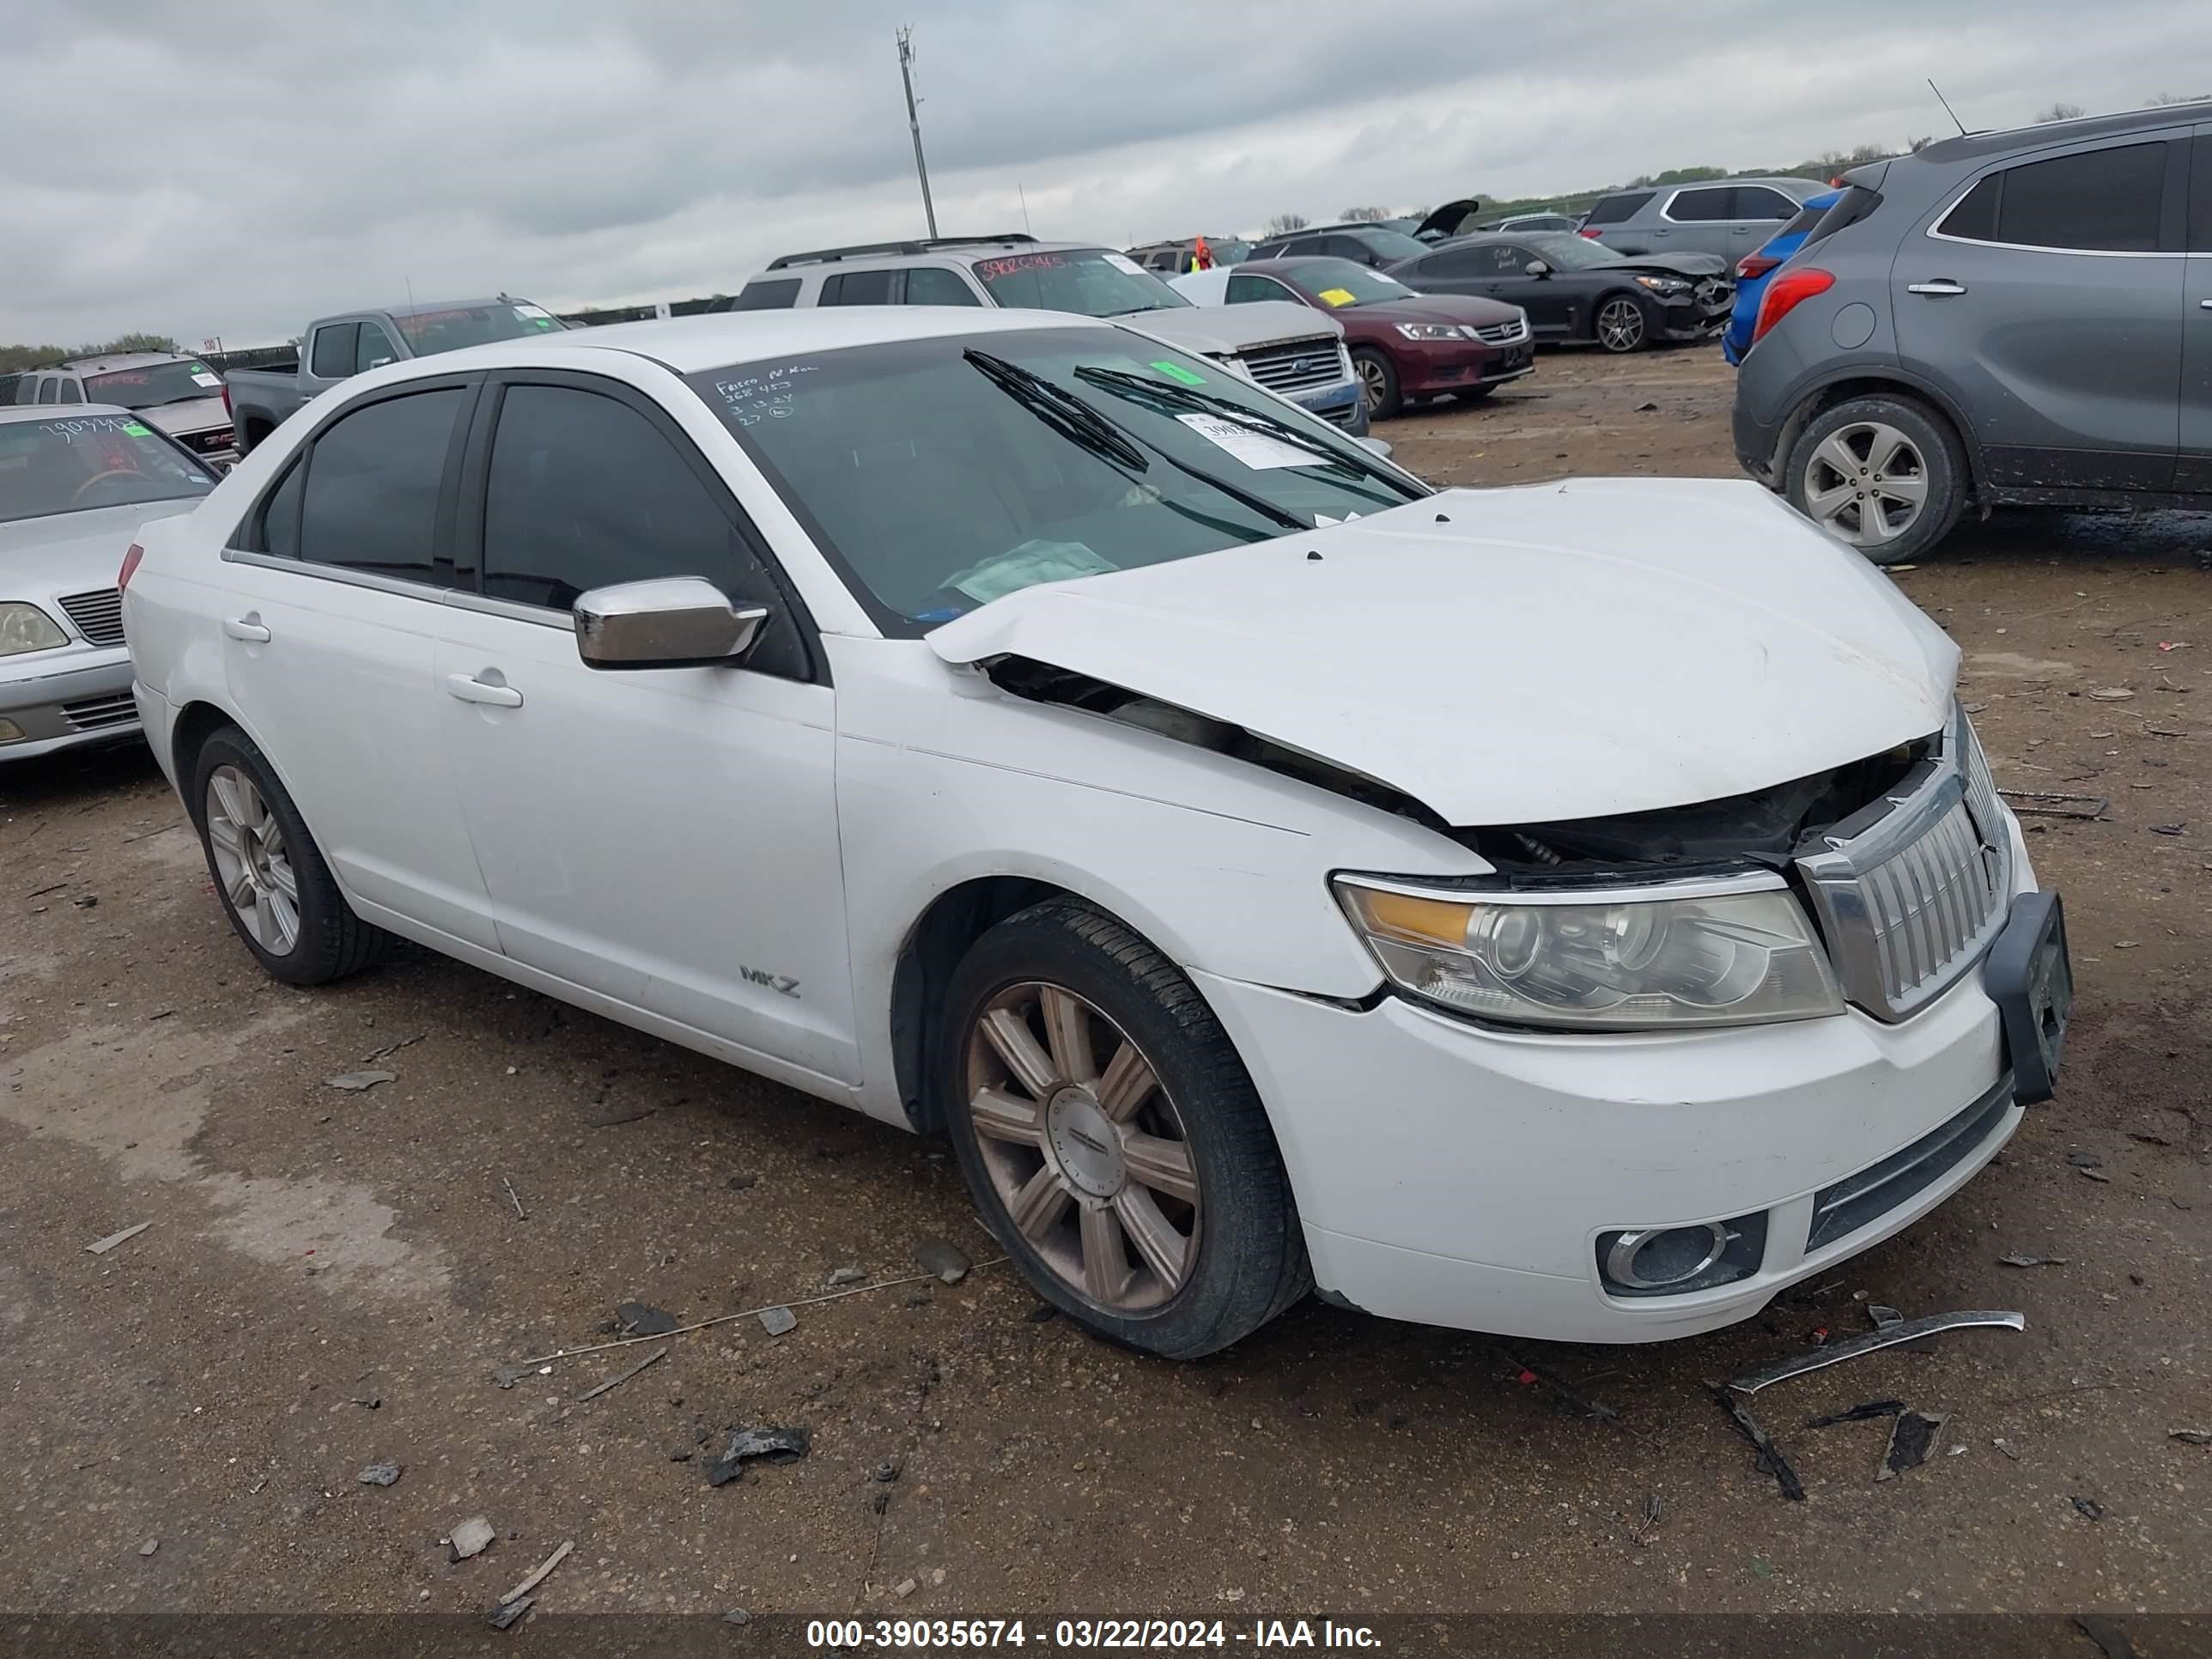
896, 27, 939, 238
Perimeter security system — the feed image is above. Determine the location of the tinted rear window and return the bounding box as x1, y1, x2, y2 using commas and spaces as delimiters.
1582, 191, 1654, 225
392, 301, 564, 355
728, 279, 800, 311
1941, 141, 2171, 252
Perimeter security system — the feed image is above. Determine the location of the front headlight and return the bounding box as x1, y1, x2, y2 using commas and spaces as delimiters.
1395, 322, 1473, 342
1333, 874, 1845, 1030
0, 603, 69, 657
1634, 275, 1691, 293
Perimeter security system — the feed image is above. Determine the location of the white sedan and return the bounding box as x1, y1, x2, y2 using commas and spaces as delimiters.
121, 307, 2069, 1357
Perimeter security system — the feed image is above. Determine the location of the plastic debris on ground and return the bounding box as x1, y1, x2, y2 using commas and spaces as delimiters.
448, 1516, 495, 1562
324, 1070, 395, 1091
1727, 1310, 2026, 1395
1805, 1399, 1905, 1429
1711, 1388, 1805, 1503
705, 1425, 811, 1487
1876, 1410, 1948, 1480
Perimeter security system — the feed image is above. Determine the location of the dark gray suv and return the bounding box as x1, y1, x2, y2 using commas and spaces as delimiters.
1733, 105, 2211, 563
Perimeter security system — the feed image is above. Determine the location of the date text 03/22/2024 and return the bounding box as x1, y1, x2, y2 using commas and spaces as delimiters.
804, 1620, 1383, 1650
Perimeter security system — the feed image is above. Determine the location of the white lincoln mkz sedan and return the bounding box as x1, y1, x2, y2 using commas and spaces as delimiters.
121, 307, 2069, 1357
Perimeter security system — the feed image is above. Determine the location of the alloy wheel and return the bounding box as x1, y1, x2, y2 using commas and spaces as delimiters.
963, 981, 1200, 1312
1595, 298, 1645, 352
204, 764, 301, 955
1802, 421, 1928, 550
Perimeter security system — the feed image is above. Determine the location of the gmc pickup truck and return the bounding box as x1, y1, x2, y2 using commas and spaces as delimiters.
222, 296, 567, 453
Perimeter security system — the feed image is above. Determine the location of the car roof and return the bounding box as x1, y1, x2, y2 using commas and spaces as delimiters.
1258, 223, 1395, 240
763, 235, 1073, 270
56, 351, 198, 374
1916, 100, 2209, 164
414, 307, 1106, 376
0, 401, 138, 424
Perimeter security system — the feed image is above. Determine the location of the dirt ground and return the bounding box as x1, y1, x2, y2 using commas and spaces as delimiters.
3, 343, 2209, 1626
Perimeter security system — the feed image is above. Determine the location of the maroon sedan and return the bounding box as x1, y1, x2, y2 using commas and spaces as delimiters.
1176, 256, 1533, 419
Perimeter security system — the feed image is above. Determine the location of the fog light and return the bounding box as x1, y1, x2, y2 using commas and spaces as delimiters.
1597, 1212, 1768, 1298
0, 718, 24, 743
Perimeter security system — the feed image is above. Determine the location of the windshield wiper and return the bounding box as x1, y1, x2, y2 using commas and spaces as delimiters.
965, 349, 1305, 534
964, 349, 1147, 472
1072, 366, 1419, 504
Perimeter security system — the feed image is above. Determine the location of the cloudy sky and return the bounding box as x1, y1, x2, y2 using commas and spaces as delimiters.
6, 0, 2205, 348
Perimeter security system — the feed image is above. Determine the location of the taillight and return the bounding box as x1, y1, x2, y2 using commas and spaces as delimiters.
1752, 267, 1835, 345
221, 383, 233, 418
1736, 252, 1781, 281
1579, 227, 1602, 239
118, 543, 145, 594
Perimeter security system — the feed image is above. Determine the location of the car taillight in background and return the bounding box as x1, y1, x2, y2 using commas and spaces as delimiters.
221, 382, 232, 418
1751, 268, 1835, 345
1736, 252, 1782, 282
1579, 227, 1602, 239
118, 543, 144, 594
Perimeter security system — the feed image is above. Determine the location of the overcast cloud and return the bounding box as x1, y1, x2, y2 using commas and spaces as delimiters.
4, 0, 2205, 346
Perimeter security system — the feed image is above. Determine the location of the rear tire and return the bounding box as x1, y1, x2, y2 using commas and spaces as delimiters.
1784, 395, 1966, 565
190, 726, 389, 986
1352, 347, 1401, 420
940, 900, 1310, 1358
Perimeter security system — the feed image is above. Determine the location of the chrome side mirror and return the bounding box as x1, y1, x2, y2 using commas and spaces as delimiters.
1354, 434, 1393, 459
573, 576, 767, 670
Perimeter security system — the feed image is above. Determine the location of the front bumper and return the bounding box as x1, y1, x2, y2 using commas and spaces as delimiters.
1396, 337, 1535, 398
1195, 836, 2045, 1343
1651, 292, 1732, 343
0, 647, 140, 760
1287, 378, 1368, 436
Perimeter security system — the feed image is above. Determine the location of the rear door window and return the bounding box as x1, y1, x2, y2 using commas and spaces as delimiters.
1414, 246, 1491, 279
727, 279, 800, 311
1732, 186, 1800, 221
58, 380, 82, 404
900, 267, 983, 306
822, 270, 898, 307
1666, 186, 1735, 222
1583, 191, 1655, 225
297, 386, 467, 585
309, 323, 359, 379
1940, 141, 2172, 252
36, 378, 59, 404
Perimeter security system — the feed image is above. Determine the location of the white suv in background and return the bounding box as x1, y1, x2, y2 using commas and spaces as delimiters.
13, 351, 237, 465
724, 234, 1369, 434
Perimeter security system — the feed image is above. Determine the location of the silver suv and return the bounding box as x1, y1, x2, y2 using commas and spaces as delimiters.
726, 235, 1367, 433
1733, 105, 2211, 563
11, 351, 235, 464
1581, 176, 1829, 261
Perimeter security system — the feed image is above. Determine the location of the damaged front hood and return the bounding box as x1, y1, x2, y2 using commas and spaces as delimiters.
927, 479, 1958, 826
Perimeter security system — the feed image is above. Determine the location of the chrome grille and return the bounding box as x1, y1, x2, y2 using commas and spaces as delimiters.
1473, 316, 1528, 346
63, 692, 138, 732
58, 588, 125, 647
1237, 339, 1349, 394
1796, 710, 2012, 1021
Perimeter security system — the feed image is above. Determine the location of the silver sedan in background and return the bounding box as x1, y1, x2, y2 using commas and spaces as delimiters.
0, 404, 217, 759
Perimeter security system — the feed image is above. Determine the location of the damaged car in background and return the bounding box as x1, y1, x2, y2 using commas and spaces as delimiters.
122, 307, 2070, 1360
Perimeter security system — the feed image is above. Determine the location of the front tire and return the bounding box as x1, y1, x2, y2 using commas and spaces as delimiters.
191, 726, 389, 986
1784, 395, 1966, 565
1352, 347, 1401, 420
940, 900, 1310, 1358
1593, 293, 1650, 353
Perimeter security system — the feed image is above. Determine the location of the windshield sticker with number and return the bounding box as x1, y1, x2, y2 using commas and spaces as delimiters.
1176, 413, 1325, 470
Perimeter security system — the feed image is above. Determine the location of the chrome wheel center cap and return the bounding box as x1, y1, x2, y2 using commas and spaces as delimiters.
1045, 1086, 1124, 1200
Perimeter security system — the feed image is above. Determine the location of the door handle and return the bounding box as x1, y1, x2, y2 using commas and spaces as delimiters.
1908, 279, 1968, 296
222, 613, 270, 643
445, 672, 523, 708
2200, 299, 2212, 311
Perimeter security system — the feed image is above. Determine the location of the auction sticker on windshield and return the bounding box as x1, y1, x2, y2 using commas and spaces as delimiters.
1317, 288, 1357, 307
1176, 413, 1323, 470
1103, 253, 1146, 275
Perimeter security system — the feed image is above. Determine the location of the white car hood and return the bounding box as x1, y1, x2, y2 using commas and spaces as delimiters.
1125, 301, 1344, 358
927, 479, 1959, 827
0, 499, 204, 608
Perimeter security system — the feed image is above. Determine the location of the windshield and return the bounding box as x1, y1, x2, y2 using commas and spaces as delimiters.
1281, 258, 1416, 307
392, 301, 564, 355
692, 327, 1424, 635
83, 359, 223, 410
971, 250, 1191, 317
0, 415, 216, 523
1517, 234, 1627, 270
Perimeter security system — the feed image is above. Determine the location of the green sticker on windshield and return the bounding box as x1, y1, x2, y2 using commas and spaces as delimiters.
1151, 360, 1206, 386
122, 422, 153, 436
